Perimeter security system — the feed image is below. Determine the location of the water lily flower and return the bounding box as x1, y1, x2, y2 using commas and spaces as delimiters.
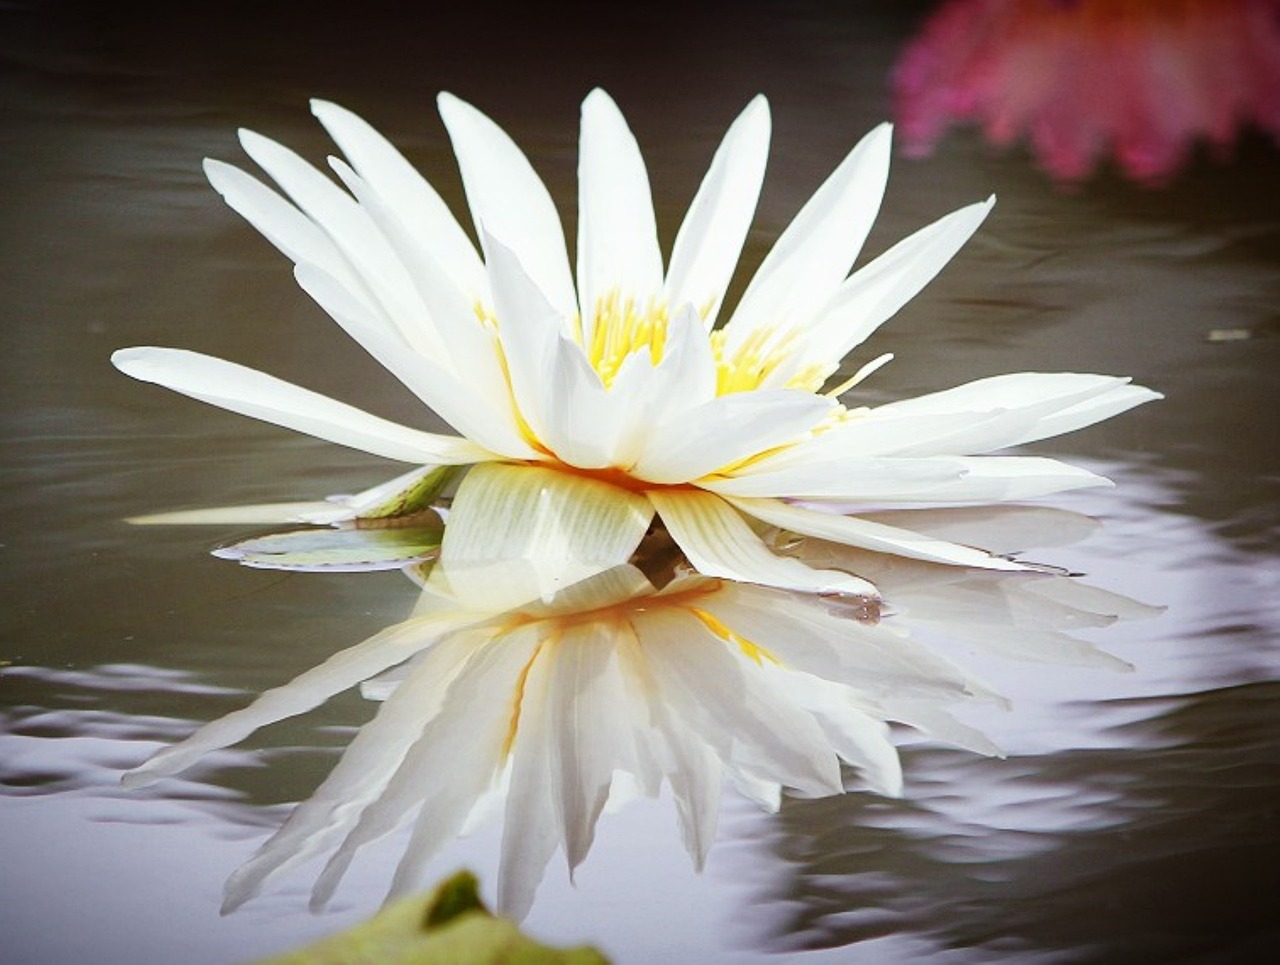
112, 88, 1159, 596
121, 486, 1153, 921
891, 0, 1280, 185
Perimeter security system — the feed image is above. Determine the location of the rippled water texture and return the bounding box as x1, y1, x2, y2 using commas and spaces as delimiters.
3, 2, 1278, 963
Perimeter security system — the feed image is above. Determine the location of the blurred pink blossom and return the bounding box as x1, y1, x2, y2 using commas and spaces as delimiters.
891, 0, 1280, 185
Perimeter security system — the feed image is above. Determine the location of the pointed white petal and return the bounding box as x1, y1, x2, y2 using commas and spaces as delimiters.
310, 98, 489, 300
804, 197, 995, 364
203, 159, 376, 316
222, 631, 475, 911
665, 95, 770, 329
869, 373, 1162, 454
649, 489, 878, 596
440, 463, 654, 607
438, 92, 577, 320
123, 610, 468, 789
605, 305, 718, 469
111, 347, 491, 465
317, 623, 541, 910
325, 160, 513, 410
576, 89, 663, 342
630, 390, 832, 484
724, 123, 893, 351
638, 607, 844, 796
703, 452, 970, 499
775, 672, 903, 797
724, 495, 1028, 571
294, 262, 536, 460
482, 232, 571, 448
546, 622, 634, 874
237, 129, 437, 356
496, 641, 561, 921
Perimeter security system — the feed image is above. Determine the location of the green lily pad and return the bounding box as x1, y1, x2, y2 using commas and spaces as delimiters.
255, 869, 610, 965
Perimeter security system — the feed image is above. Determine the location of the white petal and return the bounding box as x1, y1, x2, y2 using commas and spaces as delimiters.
703, 452, 970, 499
440, 463, 654, 607
237, 129, 438, 356
774, 672, 903, 797
111, 347, 491, 465
496, 640, 561, 920
630, 390, 832, 484
665, 95, 770, 329
648, 489, 878, 596
803, 197, 995, 364
438, 92, 577, 320
723, 123, 893, 352
604, 305, 718, 468
294, 262, 536, 460
203, 159, 375, 318
222, 630, 476, 911
725, 496, 1028, 570
317, 623, 542, 910
538, 334, 624, 469
546, 622, 635, 874
637, 607, 844, 796
310, 98, 489, 301
325, 161, 516, 417
870, 373, 1161, 454
576, 89, 663, 342
482, 232, 572, 448
122, 610, 469, 789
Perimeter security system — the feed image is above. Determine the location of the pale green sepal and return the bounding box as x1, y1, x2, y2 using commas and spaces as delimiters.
254, 868, 610, 965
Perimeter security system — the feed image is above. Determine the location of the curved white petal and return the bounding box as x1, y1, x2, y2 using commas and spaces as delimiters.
871, 372, 1161, 453
664, 95, 771, 329
577, 88, 663, 342
803, 197, 996, 365
316, 624, 541, 910
295, 260, 535, 462
704, 453, 970, 499
440, 463, 654, 607
222, 630, 476, 911
203, 159, 376, 317
122, 610, 469, 789
483, 232, 571, 448
649, 489, 878, 597
604, 304, 718, 468
724, 123, 893, 352
637, 607, 845, 797
310, 98, 489, 301
237, 129, 437, 356
539, 334, 624, 468
438, 92, 577, 320
723, 495, 1028, 570
325, 159, 509, 397
111, 347, 491, 466
630, 390, 832, 484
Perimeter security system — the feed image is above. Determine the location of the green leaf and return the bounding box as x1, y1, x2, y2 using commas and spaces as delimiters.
254, 869, 611, 965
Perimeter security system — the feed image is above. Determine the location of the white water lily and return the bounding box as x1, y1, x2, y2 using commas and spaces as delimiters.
121, 491, 1154, 922
112, 89, 1159, 596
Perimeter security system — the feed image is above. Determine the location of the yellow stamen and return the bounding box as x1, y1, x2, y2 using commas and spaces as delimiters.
584, 291, 670, 388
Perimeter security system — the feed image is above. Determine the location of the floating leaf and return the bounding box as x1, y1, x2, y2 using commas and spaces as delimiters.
214, 519, 443, 572
254, 869, 610, 965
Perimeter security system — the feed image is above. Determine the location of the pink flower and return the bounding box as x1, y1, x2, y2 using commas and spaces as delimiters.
891, 0, 1280, 185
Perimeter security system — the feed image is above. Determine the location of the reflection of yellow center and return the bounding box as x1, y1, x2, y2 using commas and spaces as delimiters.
690, 607, 781, 667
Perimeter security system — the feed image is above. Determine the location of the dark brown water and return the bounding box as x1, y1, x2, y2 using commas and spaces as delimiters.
2, 1, 1278, 963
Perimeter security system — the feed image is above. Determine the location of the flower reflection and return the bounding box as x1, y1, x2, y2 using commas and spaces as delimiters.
112, 88, 1157, 596
892, 0, 1280, 185
123, 501, 1156, 921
